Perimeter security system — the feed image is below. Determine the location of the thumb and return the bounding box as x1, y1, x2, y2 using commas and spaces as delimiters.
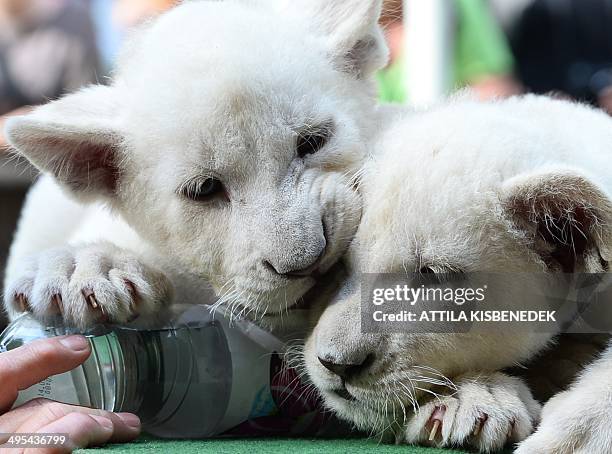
0, 336, 91, 412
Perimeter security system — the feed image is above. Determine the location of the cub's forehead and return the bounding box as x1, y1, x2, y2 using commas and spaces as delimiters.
115, 1, 340, 141
122, 71, 335, 166
358, 182, 499, 273
117, 1, 329, 89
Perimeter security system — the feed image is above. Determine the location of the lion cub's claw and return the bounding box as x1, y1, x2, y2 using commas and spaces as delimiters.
402, 373, 541, 453
4, 243, 172, 329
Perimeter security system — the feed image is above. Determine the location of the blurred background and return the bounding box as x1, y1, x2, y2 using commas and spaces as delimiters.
1, 0, 612, 327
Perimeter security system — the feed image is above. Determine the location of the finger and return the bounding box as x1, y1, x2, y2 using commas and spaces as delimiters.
11, 400, 140, 443
27, 413, 115, 453
0, 336, 90, 412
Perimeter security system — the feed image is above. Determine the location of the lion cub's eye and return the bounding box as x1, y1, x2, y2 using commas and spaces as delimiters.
181, 177, 226, 202
296, 122, 333, 158
419, 266, 436, 274
418, 266, 466, 285
417, 266, 442, 285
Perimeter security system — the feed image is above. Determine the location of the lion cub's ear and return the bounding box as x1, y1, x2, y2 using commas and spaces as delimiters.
287, 0, 389, 78
501, 167, 612, 273
4, 85, 124, 202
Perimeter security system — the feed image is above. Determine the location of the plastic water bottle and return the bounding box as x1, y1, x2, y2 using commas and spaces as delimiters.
0, 306, 333, 438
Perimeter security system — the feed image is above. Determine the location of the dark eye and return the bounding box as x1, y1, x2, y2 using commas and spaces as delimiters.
181, 177, 226, 202
419, 266, 436, 274
419, 266, 466, 284
417, 266, 441, 285
296, 123, 332, 158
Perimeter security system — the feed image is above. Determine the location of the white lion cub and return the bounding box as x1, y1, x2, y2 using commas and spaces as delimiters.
2, 0, 388, 332
305, 95, 612, 453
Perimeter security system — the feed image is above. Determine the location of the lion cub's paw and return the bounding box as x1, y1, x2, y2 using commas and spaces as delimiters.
516, 386, 612, 454
401, 372, 541, 453
4, 242, 172, 329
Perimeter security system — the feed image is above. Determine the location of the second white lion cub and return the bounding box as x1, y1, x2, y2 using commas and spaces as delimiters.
305, 95, 612, 453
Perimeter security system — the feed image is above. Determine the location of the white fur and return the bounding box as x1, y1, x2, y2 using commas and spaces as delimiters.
403, 373, 541, 452
516, 345, 612, 454
5, 2, 612, 452
2, 0, 388, 332
305, 95, 612, 452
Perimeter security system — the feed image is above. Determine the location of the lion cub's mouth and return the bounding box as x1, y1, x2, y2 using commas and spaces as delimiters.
263, 261, 347, 317
332, 386, 357, 401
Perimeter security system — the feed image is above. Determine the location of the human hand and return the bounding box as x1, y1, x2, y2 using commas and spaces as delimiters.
0, 336, 141, 453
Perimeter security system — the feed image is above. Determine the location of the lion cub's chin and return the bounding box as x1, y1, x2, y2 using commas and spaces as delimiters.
244, 262, 349, 335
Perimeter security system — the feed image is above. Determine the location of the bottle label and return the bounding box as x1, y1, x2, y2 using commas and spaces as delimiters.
13, 368, 88, 409
248, 385, 278, 419
221, 353, 341, 437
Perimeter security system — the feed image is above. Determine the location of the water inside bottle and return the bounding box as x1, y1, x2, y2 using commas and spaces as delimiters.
0, 310, 233, 438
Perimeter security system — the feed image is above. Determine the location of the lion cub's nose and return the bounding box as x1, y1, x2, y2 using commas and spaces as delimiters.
264, 247, 325, 278
318, 354, 375, 381
284, 250, 324, 277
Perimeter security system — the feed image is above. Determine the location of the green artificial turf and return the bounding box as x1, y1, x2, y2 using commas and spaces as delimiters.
77, 438, 513, 454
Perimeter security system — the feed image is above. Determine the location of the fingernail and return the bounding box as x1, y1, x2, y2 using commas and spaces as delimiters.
58, 335, 90, 352
117, 413, 141, 429
91, 415, 114, 431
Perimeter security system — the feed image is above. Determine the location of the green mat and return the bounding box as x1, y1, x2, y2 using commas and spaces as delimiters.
77, 438, 501, 453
